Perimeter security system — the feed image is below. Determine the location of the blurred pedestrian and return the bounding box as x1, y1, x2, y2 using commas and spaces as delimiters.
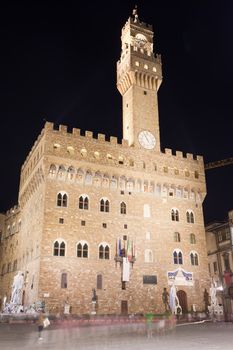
37, 310, 45, 340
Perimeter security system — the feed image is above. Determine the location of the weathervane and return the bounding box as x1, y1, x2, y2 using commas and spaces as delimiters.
132, 5, 139, 23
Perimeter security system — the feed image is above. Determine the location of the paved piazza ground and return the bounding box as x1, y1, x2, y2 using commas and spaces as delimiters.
0, 321, 233, 350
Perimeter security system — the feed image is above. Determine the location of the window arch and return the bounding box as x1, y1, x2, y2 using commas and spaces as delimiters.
76, 168, 84, 183
100, 198, 110, 212
77, 241, 88, 258
67, 166, 75, 180
173, 249, 183, 265
99, 243, 110, 259
174, 232, 181, 242
190, 251, 199, 266
171, 209, 179, 221
186, 210, 195, 223
58, 165, 66, 179
57, 192, 68, 207
145, 249, 153, 263
79, 195, 89, 210
120, 202, 127, 214
53, 240, 66, 256
190, 233, 196, 244
49, 164, 57, 177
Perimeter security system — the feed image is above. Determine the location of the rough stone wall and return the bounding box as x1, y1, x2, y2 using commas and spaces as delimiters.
0, 123, 210, 314
17, 124, 209, 315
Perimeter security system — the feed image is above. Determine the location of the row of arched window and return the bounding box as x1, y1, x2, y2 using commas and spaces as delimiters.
57, 194, 125, 214
53, 240, 199, 266
171, 209, 195, 223
173, 250, 199, 266
56, 192, 195, 221
49, 164, 202, 201
54, 240, 110, 260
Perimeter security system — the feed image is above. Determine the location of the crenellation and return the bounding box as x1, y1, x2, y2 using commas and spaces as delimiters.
110, 136, 118, 145
45, 121, 54, 130
85, 130, 93, 138
197, 155, 204, 162
72, 127, 81, 136
97, 133, 106, 141
59, 124, 68, 133
164, 148, 172, 156
121, 139, 129, 147
186, 153, 193, 160
176, 150, 183, 158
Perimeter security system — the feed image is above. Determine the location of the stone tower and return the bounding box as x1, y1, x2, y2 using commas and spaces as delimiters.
117, 11, 162, 151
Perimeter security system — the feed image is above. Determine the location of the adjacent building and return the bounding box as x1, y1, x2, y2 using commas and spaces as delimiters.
206, 210, 233, 319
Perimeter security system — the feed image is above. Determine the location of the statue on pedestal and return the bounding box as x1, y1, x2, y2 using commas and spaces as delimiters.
10, 271, 24, 305
91, 288, 97, 315
208, 282, 223, 317
64, 298, 70, 314
169, 283, 182, 315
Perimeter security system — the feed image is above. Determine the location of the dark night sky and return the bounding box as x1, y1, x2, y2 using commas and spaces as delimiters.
0, 0, 232, 224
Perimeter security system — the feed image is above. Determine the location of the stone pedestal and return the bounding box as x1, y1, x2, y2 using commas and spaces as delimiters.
64, 303, 70, 315
91, 301, 96, 315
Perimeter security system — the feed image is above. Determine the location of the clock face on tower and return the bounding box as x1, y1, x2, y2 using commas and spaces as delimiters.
138, 131, 156, 149
135, 33, 147, 48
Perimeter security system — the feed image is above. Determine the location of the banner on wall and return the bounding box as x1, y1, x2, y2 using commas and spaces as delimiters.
167, 267, 193, 286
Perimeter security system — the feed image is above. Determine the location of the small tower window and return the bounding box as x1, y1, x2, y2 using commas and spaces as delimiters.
135, 61, 139, 66
120, 202, 127, 215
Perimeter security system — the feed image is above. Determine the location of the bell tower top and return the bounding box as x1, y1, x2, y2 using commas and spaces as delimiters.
117, 9, 162, 151
120, 10, 154, 59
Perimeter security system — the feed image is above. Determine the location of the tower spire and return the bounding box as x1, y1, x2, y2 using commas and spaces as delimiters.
132, 5, 139, 23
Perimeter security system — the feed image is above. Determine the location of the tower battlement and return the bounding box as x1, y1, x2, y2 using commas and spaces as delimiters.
162, 148, 203, 162
44, 121, 128, 147
124, 17, 153, 31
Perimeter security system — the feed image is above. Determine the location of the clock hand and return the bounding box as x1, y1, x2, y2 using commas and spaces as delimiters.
144, 134, 150, 143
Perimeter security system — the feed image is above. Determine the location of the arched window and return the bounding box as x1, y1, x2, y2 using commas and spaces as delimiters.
174, 232, 181, 242
120, 202, 127, 214
53, 240, 66, 256
67, 166, 75, 180
99, 243, 110, 259
145, 249, 153, 263
58, 165, 66, 179
173, 250, 183, 265
190, 252, 199, 266
186, 210, 195, 223
190, 233, 196, 244
171, 209, 179, 221
100, 198, 110, 212
57, 192, 68, 207
79, 195, 89, 210
49, 164, 56, 177
77, 241, 88, 258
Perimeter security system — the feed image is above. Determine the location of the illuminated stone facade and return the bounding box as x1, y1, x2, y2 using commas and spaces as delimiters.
0, 15, 209, 315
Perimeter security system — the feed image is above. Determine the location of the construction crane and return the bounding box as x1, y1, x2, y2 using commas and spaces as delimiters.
205, 157, 233, 170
